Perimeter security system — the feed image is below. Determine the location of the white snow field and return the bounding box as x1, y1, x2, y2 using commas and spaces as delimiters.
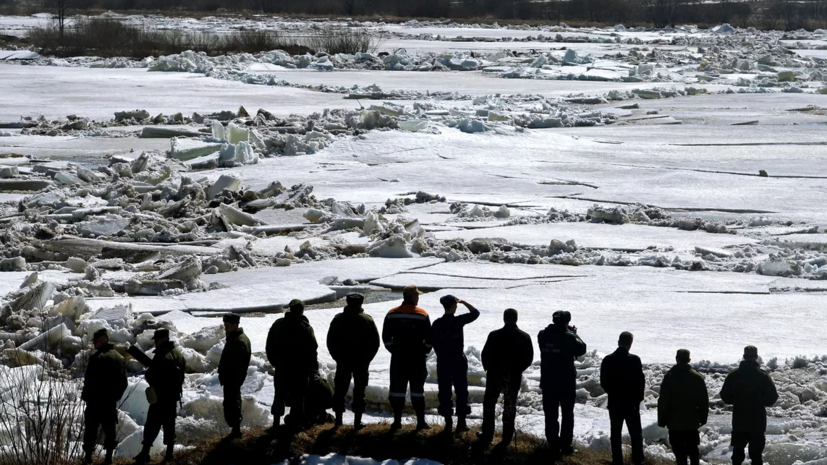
2, 12, 827, 464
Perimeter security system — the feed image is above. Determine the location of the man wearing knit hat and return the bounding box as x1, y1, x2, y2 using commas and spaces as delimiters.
658, 349, 709, 465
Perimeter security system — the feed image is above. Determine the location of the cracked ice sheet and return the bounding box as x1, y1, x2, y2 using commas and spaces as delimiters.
0, 65, 389, 121
0, 135, 170, 159
433, 222, 754, 252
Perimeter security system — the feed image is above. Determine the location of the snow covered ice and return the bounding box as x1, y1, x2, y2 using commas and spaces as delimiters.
2, 10, 827, 465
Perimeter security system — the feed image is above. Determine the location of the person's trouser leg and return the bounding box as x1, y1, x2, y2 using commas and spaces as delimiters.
83, 403, 102, 454
161, 400, 177, 446
437, 359, 454, 417
669, 430, 689, 465
559, 390, 576, 448
542, 389, 560, 446
223, 384, 242, 429
500, 378, 520, 446
272, 374, 286, 420
287, 373, 310, 427
608, 406, 624, 465
143, 403, 162, 446
332, 364, 353, 414
100, 401, 118, 452
625, 405, 644, 465
454, 356, 470, 418
352, 365, 369, 415
481, 379, 502, 439
748, 432, 766, 465
731, 431, 748, 465
688, 431, 701, 465
388, 355, 408, 421
410, 358, 428, 423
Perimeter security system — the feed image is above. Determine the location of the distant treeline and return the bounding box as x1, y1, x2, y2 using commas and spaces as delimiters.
8, 0, 827, 31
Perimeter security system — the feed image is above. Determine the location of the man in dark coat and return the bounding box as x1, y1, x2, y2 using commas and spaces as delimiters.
218, 313, 252, 440
328, 293, 380, 429
83, 328, 128, 465
658, 349, 709, 465
478, 308, 533, 446
382, 285, 433, 431
600, 332, 645, 465
720, 346, 778, 465
134, 329, 186, 464
266, 299, 318, 430
538, 310, 587, 455
431, 295, 479, 433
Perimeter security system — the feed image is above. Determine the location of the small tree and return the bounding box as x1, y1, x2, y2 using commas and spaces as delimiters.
47, 0, 72, 39
641, 0, 681, 27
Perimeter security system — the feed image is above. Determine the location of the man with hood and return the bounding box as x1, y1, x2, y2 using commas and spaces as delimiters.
720, 346, 778, 465
537, 310, 587, 455
327, 293, 380, 429
382, 285, 433, 430
431, 295, 479, 433
658, 349, 709, 465
134, 329, 186, 464
266, 299, 319, 430
82, 328, 127, 465
218, 313, 251, 440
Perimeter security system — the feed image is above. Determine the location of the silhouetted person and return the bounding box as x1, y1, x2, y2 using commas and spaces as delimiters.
82, 329, 127, 465
134, 329, 186, 465
432, 295, 479, 433
478, 308, 533, 446
601, 332, 645, 465
538, 310, 587, 455
304, 370, 335, 425
658, 349, 709, 465
219, 313, 251, 440
382, 285, 433, 430
328, 293, 380, 430
266, 299, 319, 430
720, 346, 778, 465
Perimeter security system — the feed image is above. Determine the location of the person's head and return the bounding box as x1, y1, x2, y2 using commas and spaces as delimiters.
503, 308, 518, 325
676, 349, 691, 365
223, 313, 240, 334
618, 331, 634, 350
151, 329, 170, 349
402, 285, 422, 305
346, 293, 365, 309
743, 345, 759, 362
92, 328, 109, 350
552, 310, 571, 328
289, 299, 305, 315
440, 295, 459, 314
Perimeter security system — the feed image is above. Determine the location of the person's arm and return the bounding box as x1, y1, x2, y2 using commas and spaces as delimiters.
423, 315, 433, 355
763, 373, 779, 407
481, 334, 492, 372
308, 325, 319, 372
720, 373, 734, 405
657, 373, 670, 427
635, 356, 646, 403
698, 374, 709, 426
520, 333, 534, 373
600, 357, 611, 394
327, 318, 340, 362
382, 314, 394, 353
567, 331, 587, 357
367, 317, 381, 362
265, 321, 280, 369
456, 300, 480, 325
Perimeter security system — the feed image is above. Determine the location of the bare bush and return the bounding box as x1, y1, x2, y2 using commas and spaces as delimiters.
306, 28, 379, 55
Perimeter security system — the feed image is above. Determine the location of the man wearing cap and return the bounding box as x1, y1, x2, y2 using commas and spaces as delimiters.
479, 308, 533, 446
431, 295, 479, 433
537, 310, 587, 455
134, 328, 186, 464
328, 293, 380, 429
218, 313, 252, 440
82, 328, 128, 465
720, 346, 778, 465
266, 299, 318, 430
658, 349, 709, 465
382, 285, 433, 430
601, 332, 645, 465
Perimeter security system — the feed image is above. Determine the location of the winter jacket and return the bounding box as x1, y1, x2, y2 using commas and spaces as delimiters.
720, 360, 778, 433
481, 323, 534, 382
82, 343, 128, 404
266, 312, 318, 374
600, 347, 645, 409
382, 303, 432, 357
218, 328, 252, 387
657, 363, 709, 431
327, 305, 380, 367
145, 341, 186, 402
537, 324, 587, 391
432, 307, 480, 359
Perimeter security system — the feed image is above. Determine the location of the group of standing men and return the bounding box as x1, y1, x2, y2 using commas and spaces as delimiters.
80, 286, 780, 465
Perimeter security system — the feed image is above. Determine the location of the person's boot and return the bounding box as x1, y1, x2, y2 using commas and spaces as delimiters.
82, 451, 93, 465
226, 425, 242, 440
353, 412, 365, 431
163, 444, 174, 462
334, 411, 343, 427
390, 409, 402, 431
560, 443, 575, 455
133, 445, 151, 464
476, 430, 493, 443
456, 415, 468, 433
413, 398, 429, 431
103, 449, 114, 465
442, 415, 453, 434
